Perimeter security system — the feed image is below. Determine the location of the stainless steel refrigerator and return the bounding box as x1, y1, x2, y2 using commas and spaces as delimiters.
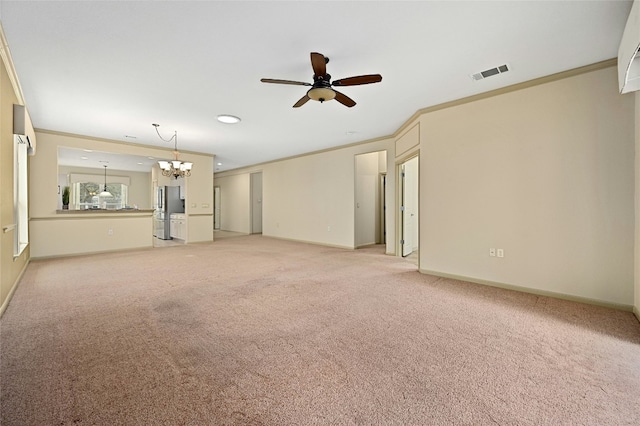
154, 186, 183, 240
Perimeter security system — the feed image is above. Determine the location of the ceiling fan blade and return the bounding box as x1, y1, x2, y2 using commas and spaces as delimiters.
310, 52, 327, 77
261, 78, 311, 86
333, 90, 356, 108
332, 74, 382, 86
293, 94, 311, 108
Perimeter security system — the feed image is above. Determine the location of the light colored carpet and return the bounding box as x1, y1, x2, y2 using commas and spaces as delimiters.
1, 235, 639, 425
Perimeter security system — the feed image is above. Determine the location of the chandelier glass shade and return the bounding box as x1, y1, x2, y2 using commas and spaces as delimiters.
307, 87, 336, 102
158, 153, 193, 179
153, 123, 193, 179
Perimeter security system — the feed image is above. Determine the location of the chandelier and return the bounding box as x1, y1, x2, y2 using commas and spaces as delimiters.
152, 123, 193, 179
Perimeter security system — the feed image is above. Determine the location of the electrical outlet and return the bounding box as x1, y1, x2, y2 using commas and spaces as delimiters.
327, 225, 331, 232
489, 248, 496, 257
108, 229, 113, 236
497, 249, 504, 258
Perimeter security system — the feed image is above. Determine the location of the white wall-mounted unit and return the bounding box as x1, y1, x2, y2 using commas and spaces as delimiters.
13, 104, 37, 155
619, 0, 640, 93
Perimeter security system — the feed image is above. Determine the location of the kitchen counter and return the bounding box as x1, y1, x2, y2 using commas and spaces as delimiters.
56, 209, 155, 214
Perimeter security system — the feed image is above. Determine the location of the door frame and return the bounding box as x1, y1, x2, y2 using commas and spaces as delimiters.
396, 152, 419, 264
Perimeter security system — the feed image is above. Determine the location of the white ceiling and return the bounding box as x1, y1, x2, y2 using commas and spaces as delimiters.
1, 1, 633, 172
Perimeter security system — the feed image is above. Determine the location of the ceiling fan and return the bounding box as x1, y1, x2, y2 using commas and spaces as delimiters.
260, 52, 382, 108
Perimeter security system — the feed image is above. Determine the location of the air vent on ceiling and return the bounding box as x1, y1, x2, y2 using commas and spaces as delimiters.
471, 64, 510, 81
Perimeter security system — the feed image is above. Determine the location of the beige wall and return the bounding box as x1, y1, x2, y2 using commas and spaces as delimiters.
30, 215, 153, 257
215, 138, 395, 250
30, 131, 214, 257
0, 36, 30, 314
395, 123, 420, 160
171, 143, 214, 244
216, 173, 250, 233
635, 92, 640, 319
180, 148, 215, 232
419, 66, 636, 307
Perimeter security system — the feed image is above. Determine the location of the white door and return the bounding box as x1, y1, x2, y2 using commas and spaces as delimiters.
401, 157, 419, 257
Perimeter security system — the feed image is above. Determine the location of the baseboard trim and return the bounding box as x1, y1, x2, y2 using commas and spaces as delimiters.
266, 235, 354, 250
633, 306, 640, 324
0, 259, 30, 318
356, 243, 381, 249
419, 269, 634, 312
31, 245, 154, 261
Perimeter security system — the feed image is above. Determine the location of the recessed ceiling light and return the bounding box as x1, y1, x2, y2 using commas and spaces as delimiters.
125, 135, 137, 139
346, 131, 357, 136
147, 157, 154, 160
137, 162, 143, 165
217, 162, 222, 166
80, 156, 89, 160
217, 114, 241, 124
83, 149, 93, 153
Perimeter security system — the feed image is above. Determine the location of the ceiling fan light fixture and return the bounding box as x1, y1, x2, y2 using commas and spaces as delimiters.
307, 87, 336, 102
261, 52, 381, 108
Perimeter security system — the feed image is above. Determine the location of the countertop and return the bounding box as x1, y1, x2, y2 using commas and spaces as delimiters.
56, 209, 155, 214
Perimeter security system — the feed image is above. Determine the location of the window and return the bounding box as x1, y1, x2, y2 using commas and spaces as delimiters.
14, 135, 29, 256
72, 181, 128, 210
68, 172, 130, 210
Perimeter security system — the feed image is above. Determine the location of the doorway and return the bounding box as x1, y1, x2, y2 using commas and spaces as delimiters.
380, 173, 386, 245
355, 151, 387, 247
214, 186, 221, 230
250, 172, 263, 234
400, 156, 419, 262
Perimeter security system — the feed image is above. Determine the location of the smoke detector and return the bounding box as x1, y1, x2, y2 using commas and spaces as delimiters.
471, 64, 510, 81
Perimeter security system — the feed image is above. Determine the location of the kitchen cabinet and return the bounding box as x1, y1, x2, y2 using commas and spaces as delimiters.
170, 213, 186, 240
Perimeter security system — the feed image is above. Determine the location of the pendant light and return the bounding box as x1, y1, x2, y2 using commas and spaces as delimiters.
99, 165, 113, 197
